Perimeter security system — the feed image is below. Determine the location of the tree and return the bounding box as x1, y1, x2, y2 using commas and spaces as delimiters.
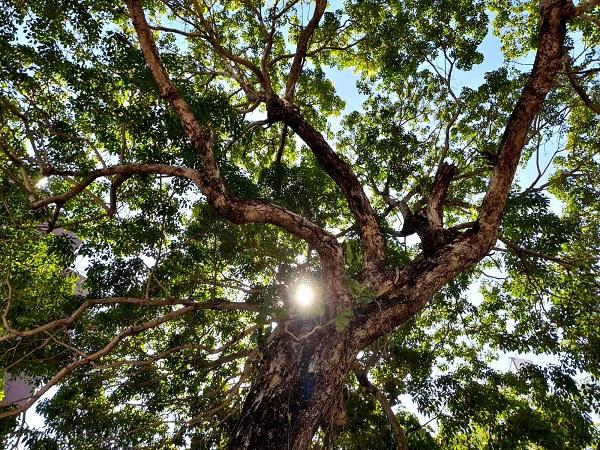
0, 0, 599, 448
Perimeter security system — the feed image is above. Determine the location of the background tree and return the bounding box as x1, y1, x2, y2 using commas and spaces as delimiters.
0, 0, 599, 448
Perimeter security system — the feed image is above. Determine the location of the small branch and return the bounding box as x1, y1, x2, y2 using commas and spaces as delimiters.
224, 119, 269, 151
186, 0, 269, 94
0, 137, 37, 201
2, 277, 15, 334
60, 176, 110, 213
579, 12, 600, 27
148, 24, 199, 37
352, 361, 408, 450
0, 297, 261, 343
173, 349, 257, 441
564, 54, 600, 114
283, 319, 333, 342
270, 39, 365, 66
96, 347, 251, 371
275, 124, 288, 165
109, 173, 131, 217
46, 202, 63, 233
32, 164, 198, 209
498, 236, 587, 268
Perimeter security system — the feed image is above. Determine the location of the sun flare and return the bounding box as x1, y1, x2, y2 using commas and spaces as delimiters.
294, 283, 315, 308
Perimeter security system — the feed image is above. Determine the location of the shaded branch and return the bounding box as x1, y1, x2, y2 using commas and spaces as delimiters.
173, 349, 258, 442
267, 97, 385, 272
97, 347, 252, 371
0, 136, 37, 201
109, 173, 131, 216
352, 361, 408, 450
564, 54, 600, 114
32, 164, 198, 209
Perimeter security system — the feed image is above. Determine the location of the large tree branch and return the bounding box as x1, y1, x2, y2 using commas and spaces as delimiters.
124, 0, 225, 196
34, 163, 343, 285
352, 0, 574, 346
284, 0, 327, 100
426, 163, 457, 229
52, 1, 345, 276
478, 0, 574, 236
267, 97, 386, 273
564, 54, 600, 114
352, 361, 408, 450
0, 295, 260, 343
574, 0, 600, 14
0, 304, 200, 420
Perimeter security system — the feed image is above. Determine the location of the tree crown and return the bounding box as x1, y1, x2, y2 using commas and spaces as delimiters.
0, 0, 599, 448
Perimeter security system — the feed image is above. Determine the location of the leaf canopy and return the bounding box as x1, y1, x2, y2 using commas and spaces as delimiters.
0, 0, 599, 448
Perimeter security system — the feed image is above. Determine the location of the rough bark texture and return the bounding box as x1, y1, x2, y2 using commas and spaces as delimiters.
229, 324, 356, 450
267, 96, 387, 272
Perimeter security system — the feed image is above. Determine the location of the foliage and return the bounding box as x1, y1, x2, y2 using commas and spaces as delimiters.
0, 0, 599, 448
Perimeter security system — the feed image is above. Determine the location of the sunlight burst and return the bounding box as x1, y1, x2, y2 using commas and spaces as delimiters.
293, 283, 315, 308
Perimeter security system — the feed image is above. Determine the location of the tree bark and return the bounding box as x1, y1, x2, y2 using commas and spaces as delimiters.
229, 324, 356, 450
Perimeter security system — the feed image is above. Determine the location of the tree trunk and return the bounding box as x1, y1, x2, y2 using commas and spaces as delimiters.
228, 323, 356, 450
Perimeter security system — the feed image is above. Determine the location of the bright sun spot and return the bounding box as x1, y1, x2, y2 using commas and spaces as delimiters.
294, 283, 315, 308
35, 177, 48, 188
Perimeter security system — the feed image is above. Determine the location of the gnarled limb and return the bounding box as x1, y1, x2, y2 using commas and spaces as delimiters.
267, 97, 386, 272
123, 0, 345, 274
